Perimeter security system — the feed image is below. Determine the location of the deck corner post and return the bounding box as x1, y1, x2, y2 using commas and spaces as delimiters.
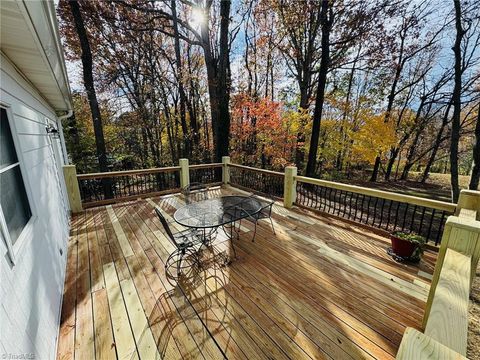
222, 156, 231, 185
456, 189, 480, 218
284, 166, 297, 208
62, 165, 83, 213
179, 158, 190, 188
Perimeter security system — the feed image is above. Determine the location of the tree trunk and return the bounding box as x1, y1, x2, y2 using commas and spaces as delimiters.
384, 147, 399, 181
305, 0, 332, 177
401, 129, 422, 180
370, 157, 381, 182
422, 101, 452, 183
171, 0, 190, 158
201, 1, 231, 163
469, 104, 480, 190
186, 45, 200, 149
450, 0, 464, 202
69, 0, 112, 198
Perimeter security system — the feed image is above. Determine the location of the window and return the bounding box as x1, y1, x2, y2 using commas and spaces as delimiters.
0, 107, 32, 252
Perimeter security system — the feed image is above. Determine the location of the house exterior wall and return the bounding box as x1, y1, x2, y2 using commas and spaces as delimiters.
0, 53, 70, 359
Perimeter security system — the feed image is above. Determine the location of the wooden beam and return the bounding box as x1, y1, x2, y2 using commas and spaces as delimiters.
424, 249, 470, 355
396, 328, 467, 360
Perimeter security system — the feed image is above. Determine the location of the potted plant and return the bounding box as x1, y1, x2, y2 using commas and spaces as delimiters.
389, 231, 426, 262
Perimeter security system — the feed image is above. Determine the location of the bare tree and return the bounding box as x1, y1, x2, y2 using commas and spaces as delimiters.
68, 0, 112, 197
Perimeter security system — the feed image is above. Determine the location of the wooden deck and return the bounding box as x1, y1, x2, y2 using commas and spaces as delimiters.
56, 186, 438, 360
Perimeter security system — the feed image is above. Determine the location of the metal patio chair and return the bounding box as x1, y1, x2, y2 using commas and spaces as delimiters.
247, 194, 276, 242
155, 207, 203, 278
181, 182, 218, 243
181, 182, 209, 204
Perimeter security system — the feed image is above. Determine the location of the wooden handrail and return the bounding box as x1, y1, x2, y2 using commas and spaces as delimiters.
295, 175, 456, 212
189, 163, 222, 169
77, 166, 180, 180
424, 248, 470, 355
228, 163, 285, 177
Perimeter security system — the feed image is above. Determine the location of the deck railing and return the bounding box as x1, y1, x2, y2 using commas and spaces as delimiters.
189, 163, 223, 185
228, 163, 284, 198
294, 176, 456, 245
77, 167, 181, 208
64, 156, 456, 245
70, 161, 223, 208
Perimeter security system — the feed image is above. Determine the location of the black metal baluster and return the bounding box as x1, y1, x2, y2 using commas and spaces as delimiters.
332, 189, 338, 215
426, 209, 436, 243
352, 193, 359, 221
315, 185, 321, 210
325, 188, 331, 213
410, 205, 418, 233
319, 186, 324, 211
393, 201, 400, 231
372, 197, 379, 226
343, 190, 349, 217
435, 211, 447, 246
418, 207, 426, 238
365, 196, 372, 225
342, 190, 348, 217
309, 185, 314, 208
401, 203, 409, 231
386, 200, 393, 231
339, 190, 345, 217
378, 198, 385, 228
357, 194, 364, 222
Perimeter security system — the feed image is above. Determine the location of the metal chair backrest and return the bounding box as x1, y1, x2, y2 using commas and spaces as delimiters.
182, 182, 208, 203
154, 207, 179, 248
250, 194, 274, 218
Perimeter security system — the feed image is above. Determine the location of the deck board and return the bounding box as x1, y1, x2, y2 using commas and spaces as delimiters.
57, 187, 437, 360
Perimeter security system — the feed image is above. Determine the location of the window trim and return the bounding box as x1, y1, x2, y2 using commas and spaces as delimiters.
0, 103, 37, 264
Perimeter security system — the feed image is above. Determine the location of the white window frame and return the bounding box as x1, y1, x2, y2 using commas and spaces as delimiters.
0, 103, 37, 264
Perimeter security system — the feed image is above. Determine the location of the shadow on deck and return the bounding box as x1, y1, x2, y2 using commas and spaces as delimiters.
56, 186, 437, 360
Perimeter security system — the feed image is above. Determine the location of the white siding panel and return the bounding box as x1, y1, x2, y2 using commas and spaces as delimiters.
0, 53, 70, 359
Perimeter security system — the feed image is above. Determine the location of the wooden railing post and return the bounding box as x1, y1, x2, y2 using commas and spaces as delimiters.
63, 165, 83, 213
179, 158, 189, 188
284, 166, 297, 208
455, 189, 480, 219
222, 156, 230, 185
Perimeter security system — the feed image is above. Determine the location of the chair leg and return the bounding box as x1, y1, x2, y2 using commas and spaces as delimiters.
251, 220, 258, 242
230, 237, 237, 259
177, 251, 184, 276
165, 251, 176, 269
269, 217, 276, 235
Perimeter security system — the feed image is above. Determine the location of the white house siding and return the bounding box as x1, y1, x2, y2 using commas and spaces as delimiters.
0, 54, 70, 359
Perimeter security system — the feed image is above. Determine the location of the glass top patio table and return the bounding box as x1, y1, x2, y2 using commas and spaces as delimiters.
174, 195, 263, 229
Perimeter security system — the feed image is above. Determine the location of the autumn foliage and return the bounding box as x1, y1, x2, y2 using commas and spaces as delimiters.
230, 94, 298, 170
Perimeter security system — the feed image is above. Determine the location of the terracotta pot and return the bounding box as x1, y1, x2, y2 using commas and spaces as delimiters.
390, 235, 417, 258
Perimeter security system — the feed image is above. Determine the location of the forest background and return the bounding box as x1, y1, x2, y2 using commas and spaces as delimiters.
57, 0, 480, 203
